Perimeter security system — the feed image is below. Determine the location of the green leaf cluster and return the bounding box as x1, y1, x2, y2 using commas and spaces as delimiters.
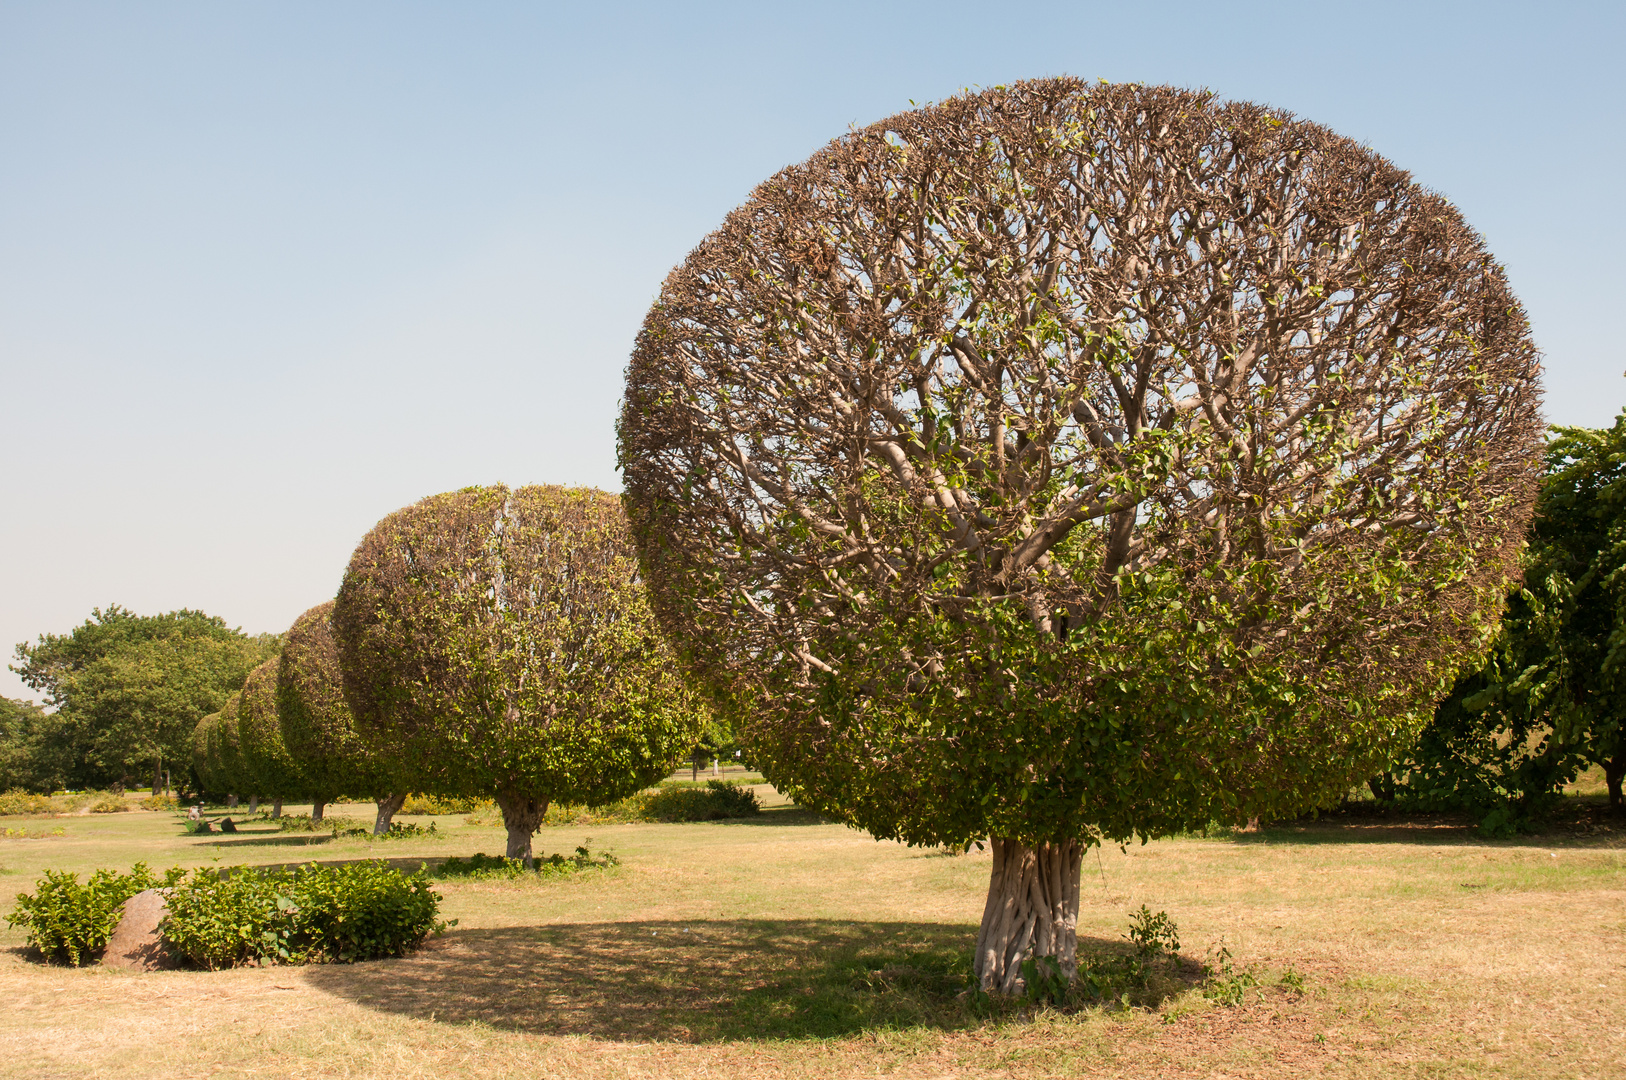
333, 485, 706, 818
160, 860, 449, 968
10, 606, 276, 792
6, 862, 182, 965
1385, 410, 1626, 827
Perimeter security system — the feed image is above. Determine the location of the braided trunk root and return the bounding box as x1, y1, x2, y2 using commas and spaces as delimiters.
972, 837, 1083, 995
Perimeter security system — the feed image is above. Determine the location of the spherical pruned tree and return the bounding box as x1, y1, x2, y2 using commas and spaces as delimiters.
332, 484, 705, 865
618, 79, 1544, 992
278, 600, 407, 830
189, 709, 226, 799
235, 657, 305, 818
197, 691, 251, 807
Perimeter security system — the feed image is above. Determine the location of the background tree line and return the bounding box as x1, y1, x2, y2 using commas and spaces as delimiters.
4, 607, 278, 793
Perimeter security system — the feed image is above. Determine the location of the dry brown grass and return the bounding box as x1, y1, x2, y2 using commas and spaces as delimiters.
1, 798, 1622, 1079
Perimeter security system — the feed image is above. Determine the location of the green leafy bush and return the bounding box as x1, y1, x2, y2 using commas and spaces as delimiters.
401, 793, 493, 815
161, 866, 299, 968
432, 845, 619, 881
643, 780, 761, 822
0, 789, 55, 815
84, 791, 129, 814
138, 793, 178, 811
6, 862, 181, 965
161, 861, 450, 969
330, 820, 437, 840
274, 814, 362, 833
1021, 907, 1185, 1008
1201, 943, 1262, 1006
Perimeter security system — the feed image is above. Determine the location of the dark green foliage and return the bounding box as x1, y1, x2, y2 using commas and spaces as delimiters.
431, 845, 619, 880
333, 484, 706, 861
1382, 411, 1626, 831
643, 779, 761, 822
6, 862, 182, 965
160, 861, 449, 969
327, 820, 438, 840
234, 658, 305, 801
192, 696, 252, 798
0, 697, 57, 793
277, 601, 399, 810
10, 606, 277, 791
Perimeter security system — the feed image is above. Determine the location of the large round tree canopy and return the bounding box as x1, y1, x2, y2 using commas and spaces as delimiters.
620, 79, 1543, 849
278, 600, 399, 803
332, 484, 702, 810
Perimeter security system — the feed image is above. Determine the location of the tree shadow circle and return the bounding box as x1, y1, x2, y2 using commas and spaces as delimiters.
303, 919, 1194, 1042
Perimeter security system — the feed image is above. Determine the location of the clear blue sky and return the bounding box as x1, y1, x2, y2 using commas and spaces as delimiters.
3, 1, 1622, 702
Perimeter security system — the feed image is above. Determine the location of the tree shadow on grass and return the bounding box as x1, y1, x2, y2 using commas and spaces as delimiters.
304, 919, 1198, 1042
186, 833, 336, 849
1230, 810, 1625, 849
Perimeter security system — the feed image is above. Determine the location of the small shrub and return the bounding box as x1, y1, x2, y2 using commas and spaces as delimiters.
85, 791, 129, 814
644, 780, 762, 822
0, 790, 55, 816
540, 797, 648, 827
6, 862, 181, 965
138, 793, 178, 811
3, 825, 65, 839
401, 793, 493, 815
1202, 942, 1262, 1006
432, 845, 619, 881
1127, 904, 1180, 958
1021, 908, 1185, 1008
280, 861, 449, 962
275, 814, 360, 833
161, 861, 450, 968
329, 820, 437, 840
161, 866, 298, 968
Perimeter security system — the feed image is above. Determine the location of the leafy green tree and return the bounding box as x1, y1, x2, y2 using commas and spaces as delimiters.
333, 484, 706, 864
234, 657, 304, 817
619, 80, 1542, 991
0, 696, 59, 792
1391, 411, 1626, 822
278, 601, 406, 829
193, 694, 253, 805
11, 607, 276, 792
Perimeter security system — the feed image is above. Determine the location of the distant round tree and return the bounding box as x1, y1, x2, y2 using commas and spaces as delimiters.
235, 657, 305, 818
189, 710, 225, 798
332, 484, 705, 865
278, 601, 406, 830
619, 79, 1543, 991
199, 691, 251, 807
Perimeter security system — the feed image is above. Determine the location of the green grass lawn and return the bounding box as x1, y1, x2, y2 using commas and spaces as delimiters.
1, 791, 1622, 1079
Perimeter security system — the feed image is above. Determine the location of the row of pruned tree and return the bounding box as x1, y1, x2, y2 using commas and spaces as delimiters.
188, 485, 705, 861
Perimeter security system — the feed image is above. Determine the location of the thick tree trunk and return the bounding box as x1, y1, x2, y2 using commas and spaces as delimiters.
1605, 755, 1625, 815
311, 799, 326, 825
495, 789, 549, 868
152, 758, 163, 798
374, 793, 407, 835
248, 795, 260, 814
271, 798, 283, 819
973, 838, 1083, 995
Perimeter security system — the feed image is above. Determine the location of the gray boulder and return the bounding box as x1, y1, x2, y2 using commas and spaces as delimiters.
100, 889, 178, 971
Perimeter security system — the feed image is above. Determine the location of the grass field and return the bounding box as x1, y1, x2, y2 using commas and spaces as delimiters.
1, 783, 1622, 1079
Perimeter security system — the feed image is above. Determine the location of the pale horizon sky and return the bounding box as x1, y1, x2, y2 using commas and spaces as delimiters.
3, 1, 1622, 703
